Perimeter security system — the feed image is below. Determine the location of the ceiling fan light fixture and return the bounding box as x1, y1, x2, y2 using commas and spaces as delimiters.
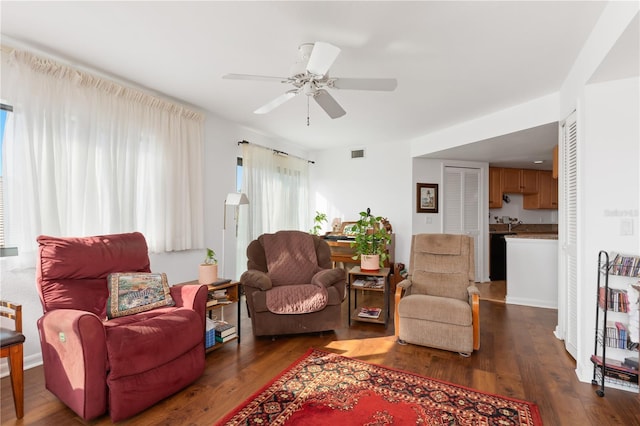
303, 81, 316, 96
225, 41, 397, 120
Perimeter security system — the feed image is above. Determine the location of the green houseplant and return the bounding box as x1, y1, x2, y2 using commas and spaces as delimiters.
198, 248, 218, 284
350, 209, 391, 271
309, 211, 328, 235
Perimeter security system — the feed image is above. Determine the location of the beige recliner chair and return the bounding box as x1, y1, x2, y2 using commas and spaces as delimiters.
394, 233, 479, 356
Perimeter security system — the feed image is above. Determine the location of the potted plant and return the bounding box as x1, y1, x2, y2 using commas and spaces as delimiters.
309, 211, 328, 236
350, 209, 392, 271
198, 248, 218, 284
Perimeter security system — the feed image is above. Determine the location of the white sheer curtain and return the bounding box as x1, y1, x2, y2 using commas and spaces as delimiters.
236, 143, 310, 275
3, 50, 205, 258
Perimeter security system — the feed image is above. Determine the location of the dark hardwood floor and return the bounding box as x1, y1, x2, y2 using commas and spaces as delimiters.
2, 284, 639, 425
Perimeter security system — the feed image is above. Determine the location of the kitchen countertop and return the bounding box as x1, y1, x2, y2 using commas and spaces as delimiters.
505, 233, 558, 240
489, 224, 558, 234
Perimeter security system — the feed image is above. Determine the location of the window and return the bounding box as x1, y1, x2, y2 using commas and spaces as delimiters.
0, 103, 17, 257
4, 50, 205, 254
236, 157, 243, 193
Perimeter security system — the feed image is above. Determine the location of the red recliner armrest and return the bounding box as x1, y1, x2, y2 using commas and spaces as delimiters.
169, 284, 208, 323
37, 309, 108, 421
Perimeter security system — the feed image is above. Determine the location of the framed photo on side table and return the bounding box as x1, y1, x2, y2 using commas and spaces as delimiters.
417, 183, 438, 213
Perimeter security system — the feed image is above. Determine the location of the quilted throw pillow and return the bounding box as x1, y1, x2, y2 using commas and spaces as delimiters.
106, 272, 175, 319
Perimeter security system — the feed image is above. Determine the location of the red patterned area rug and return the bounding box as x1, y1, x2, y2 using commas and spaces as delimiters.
215, 348, 542, 425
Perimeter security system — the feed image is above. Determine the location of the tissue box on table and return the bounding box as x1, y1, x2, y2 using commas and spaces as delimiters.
205, 317, 217, 348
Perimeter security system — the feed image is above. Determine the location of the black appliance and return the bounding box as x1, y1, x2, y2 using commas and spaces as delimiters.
489, 233, 515, 281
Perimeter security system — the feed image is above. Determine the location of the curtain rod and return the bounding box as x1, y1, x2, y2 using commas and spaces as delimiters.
238, 140, 315, 164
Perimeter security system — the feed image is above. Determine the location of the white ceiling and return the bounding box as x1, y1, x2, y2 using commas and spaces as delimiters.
423, 122, 560, 170
2, 1, 634, 168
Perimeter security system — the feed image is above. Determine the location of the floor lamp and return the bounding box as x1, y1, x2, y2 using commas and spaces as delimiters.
222, 192, 249, 278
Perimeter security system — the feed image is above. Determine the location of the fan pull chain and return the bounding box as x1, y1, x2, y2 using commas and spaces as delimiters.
307, 96, 310, 126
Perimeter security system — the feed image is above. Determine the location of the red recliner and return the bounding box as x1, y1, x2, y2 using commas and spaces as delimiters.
36, 232, 207, 422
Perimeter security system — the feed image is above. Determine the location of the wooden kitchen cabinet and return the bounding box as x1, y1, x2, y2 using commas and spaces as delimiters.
501, 168, 521, 193
489, 167, 503, 208
524, 170, 558, 209
502, 168, 538, 194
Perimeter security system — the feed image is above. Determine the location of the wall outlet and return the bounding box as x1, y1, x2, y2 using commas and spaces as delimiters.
620, 218, 633, 236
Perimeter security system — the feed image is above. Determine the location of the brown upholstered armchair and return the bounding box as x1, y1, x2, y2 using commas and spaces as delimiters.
394, 234, 480, 356
241, 230, 346, 336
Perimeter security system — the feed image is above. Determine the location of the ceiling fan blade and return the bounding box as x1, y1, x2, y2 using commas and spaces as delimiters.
313, 89, 346, 119
332, 78, 398, 91
223, 73, 289, 83
306, 42, 341, 77
254, 91, 298, 114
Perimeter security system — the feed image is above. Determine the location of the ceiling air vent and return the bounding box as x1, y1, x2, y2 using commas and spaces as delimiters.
351, 149, 365, 159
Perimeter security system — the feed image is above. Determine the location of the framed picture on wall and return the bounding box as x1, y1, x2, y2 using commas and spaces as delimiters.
417, 183, 438, 213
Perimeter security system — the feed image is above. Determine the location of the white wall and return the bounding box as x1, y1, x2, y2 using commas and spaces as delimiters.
309, 141, 413, 266
576, 76, 639, 383
411, 158, 445, 234
489, 193, 558, 225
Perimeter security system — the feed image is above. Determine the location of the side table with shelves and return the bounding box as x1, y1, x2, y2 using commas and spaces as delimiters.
178, 279, 241, 353
348, 266, 390, 327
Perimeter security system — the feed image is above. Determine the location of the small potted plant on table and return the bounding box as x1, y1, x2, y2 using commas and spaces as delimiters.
350, 208, 392, 271
309, 211, 328, 236
199, 248, 218, 284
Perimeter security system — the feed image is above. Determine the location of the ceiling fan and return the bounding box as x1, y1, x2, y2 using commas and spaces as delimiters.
223, 42, 397, 120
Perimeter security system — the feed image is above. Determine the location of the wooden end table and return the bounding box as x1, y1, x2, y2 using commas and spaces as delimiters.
348, 266, 390, 327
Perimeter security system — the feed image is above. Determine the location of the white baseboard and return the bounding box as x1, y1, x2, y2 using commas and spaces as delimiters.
1, 352, 43, 378
553, 325, 564, 340
506, 296, 558, 310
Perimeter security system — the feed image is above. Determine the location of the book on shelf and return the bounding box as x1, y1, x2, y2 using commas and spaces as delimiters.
624, 357, 639, 370
591, 355, 639, 384
207, 278, 232, 288
212, 289, 227, 298
210, 288, 233, 304
591, 355, 639, 374
609, 253, 640, 277
598, 287, 629, 312
604, 321, 630, 349
615, 322, 628, 349
215, 323, 238, 343
352, 277, 385, 289
214, 321, 236, 338
357, 306, 382, 319
215, 334, 237, 343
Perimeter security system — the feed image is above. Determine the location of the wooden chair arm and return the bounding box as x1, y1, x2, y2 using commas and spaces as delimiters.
394, 285, 406, 338
472, 292, 480, 350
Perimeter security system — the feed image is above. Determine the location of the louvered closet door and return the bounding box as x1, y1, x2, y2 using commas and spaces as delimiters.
443, 166, 481, 281
560, 112, 578, 359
